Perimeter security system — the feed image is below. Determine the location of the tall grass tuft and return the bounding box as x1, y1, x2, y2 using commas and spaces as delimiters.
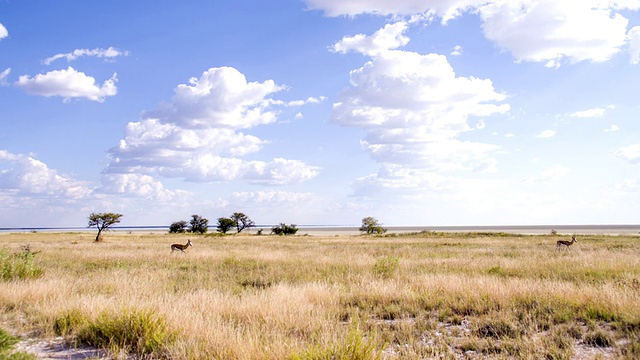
0, 247, 43, 281
291, 324, 383, 360
373, 255, 399, 278
77, 308, 174, 358
53, 309, 89, 337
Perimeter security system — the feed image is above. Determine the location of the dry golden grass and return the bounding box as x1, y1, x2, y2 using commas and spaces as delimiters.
0, 231, 639, 359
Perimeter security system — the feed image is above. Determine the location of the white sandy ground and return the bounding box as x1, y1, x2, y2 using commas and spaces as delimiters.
13, 336, 111, 359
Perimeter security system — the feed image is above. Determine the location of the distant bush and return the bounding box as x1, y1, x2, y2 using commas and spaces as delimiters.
271, 223, 298, 235
0, 246, 43, 281
168, 220, 188, 234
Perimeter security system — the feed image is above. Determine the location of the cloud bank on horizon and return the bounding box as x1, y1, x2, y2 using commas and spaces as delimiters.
1, 1, 639, 227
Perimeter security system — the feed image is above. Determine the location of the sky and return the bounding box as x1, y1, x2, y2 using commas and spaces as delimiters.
1, 0, 640, 228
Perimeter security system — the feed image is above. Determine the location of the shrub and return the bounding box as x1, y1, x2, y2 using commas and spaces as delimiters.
77, 308, 174, 357
272, 223, 298, 235
373, 255, 399, 278
168, 220, 188, 234
0, 247, 43, 281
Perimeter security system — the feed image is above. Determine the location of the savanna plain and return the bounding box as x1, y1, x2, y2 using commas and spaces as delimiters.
0, 231, 639, 359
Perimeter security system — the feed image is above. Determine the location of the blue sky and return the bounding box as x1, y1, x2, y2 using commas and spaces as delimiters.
1, 0, 640, 228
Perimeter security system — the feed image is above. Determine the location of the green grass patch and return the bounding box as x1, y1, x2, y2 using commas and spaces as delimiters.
0, 328, 35, 360
77, 308, 174, 358
0, 248, 43, 281
373, 255, 399, 278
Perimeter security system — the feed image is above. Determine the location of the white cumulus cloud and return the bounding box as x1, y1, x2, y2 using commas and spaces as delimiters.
615, 144, 640, 164
0, 22, 7, 40
332, 22, 410, 56
570, 108, 607, 118
105, 67, 319, 187
604, 124, 620, 132
99, 173, 185, 201
310, 0, 640, 67
15, 67, 117, 102
331, 21, 509, 193
479, 1, 630, 67
0, 150, 92, 198
305, 0, 487, 23
0, 68, 10, 85
536, 129, 556, 138
146, 67, 283, 129
629, 26, 640, 64
332, 44, 509, 172
43, 46, 130, 65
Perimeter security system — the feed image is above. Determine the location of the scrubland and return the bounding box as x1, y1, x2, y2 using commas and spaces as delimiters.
0, 231, 639, 359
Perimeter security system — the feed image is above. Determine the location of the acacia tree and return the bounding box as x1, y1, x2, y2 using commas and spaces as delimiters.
88, 212, 123, 242
189, 214, 209, 234
231, 212, 255, 233
359, 216, 387, 235
217, 217, 236, 234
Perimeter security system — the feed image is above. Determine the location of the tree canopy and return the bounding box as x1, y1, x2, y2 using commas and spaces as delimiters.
231, 212, 255, 233
88, 212, 123, 242
359, 216, 387, 235
169, 220, 188, 234
189, 214, 209, 234
217, 217, 236, 234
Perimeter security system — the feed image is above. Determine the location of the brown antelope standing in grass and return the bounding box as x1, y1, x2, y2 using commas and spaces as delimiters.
556, 236, 577, 251
171, 240, 193, 253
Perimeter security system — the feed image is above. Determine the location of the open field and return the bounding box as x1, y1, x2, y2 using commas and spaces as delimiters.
1, 231, 639, 359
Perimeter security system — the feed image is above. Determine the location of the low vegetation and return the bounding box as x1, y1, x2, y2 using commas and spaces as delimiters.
0, 245, 43, 281
271, 223, 298, 235
0, 327, 35, 359
0, 231, 638, 359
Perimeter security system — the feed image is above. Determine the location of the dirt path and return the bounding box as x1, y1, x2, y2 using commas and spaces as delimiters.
14, 337, 109, 359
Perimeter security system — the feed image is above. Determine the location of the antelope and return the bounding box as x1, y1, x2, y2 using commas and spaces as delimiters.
171, 240, 193, 253
556, 236, 577, 251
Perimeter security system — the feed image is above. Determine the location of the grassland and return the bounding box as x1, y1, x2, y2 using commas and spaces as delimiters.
0, 231, 639, 359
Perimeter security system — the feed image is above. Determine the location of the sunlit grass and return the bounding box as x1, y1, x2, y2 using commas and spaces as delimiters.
0, 231, 638, 359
